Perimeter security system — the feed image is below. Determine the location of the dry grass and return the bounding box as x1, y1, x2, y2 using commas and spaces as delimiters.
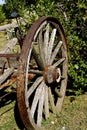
43, 93, 87, 130
0, 32, 8, 51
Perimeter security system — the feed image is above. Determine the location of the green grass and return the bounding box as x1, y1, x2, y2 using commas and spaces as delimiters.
0, 92, 87, 130
0, 101, 19, 130
42, 93, 87, 130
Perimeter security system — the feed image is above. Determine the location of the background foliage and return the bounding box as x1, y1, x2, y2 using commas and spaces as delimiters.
0, 5, 6, 23
0, 0, 87, 94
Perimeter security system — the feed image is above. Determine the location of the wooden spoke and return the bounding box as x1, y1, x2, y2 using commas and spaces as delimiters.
47, 28, 57, 64
30, 81, 44, 118
27, 77, 43, 97
0, 67, 14, 85
38, 29, 45, 67
55, 88, 62, 98
48, 87, 56, 113
32, 47, 44, 70
34, 21, 47, 41
37, 85, 45, 126
44, 23, 50, 64
44, 85, 49, 119
50, 41, 63, 64
53, 58, 65, 67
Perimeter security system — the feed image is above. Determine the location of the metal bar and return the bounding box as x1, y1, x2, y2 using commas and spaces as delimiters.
29, 69, 43, 75
0, 53, 20, 58
0, 92, 12, 100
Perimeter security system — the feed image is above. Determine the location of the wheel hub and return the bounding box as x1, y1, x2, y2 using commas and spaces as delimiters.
44, 65, 61, 84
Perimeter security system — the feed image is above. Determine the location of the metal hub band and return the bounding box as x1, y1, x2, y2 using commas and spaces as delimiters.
44, 65, 61, 84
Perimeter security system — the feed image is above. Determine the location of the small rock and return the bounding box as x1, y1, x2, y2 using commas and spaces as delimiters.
61, 126, 69, 130
51, 121, 55, 124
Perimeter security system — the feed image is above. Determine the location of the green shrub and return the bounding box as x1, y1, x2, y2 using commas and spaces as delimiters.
3, 0, 87, 94
0, 5, 6, 23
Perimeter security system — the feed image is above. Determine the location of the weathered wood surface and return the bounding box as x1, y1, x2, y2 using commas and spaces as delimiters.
50, 41, 63, 64
0, 22, 17, 31
0, 67, 14, 85
27, 77, 43, 97
0, 38, 18, 68
0, 37, 18, 85
37, 84, 45, 126
30, 81, 44, 119
0, 38, 18, 53
0, 74, 17, 89
0, 57, 19, 69
48, 87, 56, 113
44, 85, 49, 119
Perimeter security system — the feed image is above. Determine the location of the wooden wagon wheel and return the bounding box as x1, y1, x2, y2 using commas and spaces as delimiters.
17, 16, 68, 130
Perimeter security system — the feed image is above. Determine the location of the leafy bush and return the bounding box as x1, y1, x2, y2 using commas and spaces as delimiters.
2, 0, 87, 94
24, 0, 87, 93
0, 5, 6, 23
65, 1, 87, 94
